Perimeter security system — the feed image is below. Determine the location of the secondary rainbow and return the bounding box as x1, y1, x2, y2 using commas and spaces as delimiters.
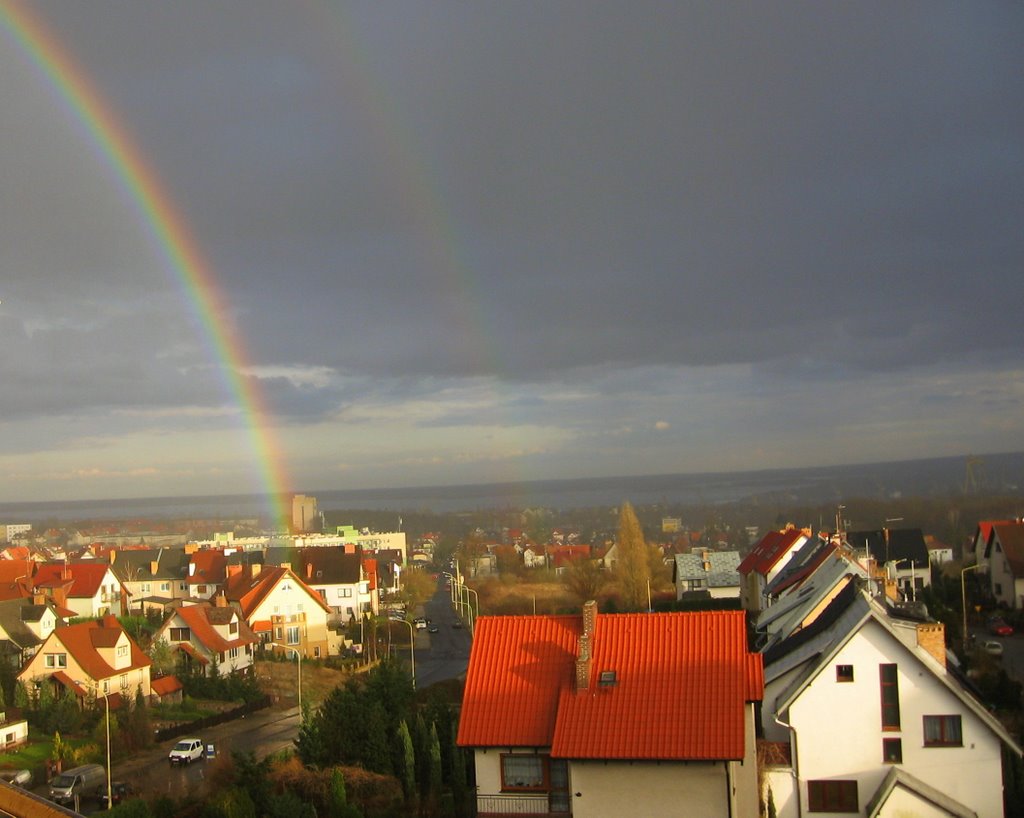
0, 1, 292, 525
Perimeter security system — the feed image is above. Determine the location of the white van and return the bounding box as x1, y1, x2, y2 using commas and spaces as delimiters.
168, 737, 205, 765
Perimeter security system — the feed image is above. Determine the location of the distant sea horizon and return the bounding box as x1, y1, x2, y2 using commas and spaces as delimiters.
2, 451, 1022, 524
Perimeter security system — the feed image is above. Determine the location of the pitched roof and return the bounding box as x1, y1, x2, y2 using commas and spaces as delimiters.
0, 560, 35, 585
151, 675, 184, 696
223, 565, 331, 619
459, 610, 763, 761
189, 550, 228, 584
30, 619, 150, 683
165, 602, 258, 653
674, 551, 741, 587
988, 522, 1024, 576
32, 562, 116, 599
866, 767, 977, 818
738, 529, 806, 576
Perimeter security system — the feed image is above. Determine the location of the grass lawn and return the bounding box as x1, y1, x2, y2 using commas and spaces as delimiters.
0, 728, 94, 775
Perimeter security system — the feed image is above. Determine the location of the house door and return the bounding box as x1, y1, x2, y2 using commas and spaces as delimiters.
549, 759, 570, 814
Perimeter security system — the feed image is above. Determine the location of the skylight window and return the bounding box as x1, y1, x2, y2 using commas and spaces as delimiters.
598, 670, 617, 687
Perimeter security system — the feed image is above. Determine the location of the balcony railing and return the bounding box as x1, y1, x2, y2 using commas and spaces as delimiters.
475, 793, 568, 816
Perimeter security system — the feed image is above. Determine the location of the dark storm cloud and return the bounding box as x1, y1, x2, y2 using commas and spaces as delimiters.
2, 2, 1023, 500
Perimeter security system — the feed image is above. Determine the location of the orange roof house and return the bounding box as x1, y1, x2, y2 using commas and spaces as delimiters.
458, 603, 764, 817
32, 562, 125, 618
223, 565, 334, 659
154, 599, 259, 675
19, 616, 151, 702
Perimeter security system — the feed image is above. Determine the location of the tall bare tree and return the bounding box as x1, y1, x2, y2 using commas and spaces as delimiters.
615, 502, 651, 611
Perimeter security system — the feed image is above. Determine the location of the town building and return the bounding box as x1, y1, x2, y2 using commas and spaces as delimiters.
458, 602, 764, 818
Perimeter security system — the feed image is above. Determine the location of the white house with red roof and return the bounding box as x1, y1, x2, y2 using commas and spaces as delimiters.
982, 520, 1024, 609
738, 526, 811, 613
457, 602, 764, 818
18, 616, 151, 704
32, 562, 125, 618
223, 564, 335, 658
154, 599, 259, 675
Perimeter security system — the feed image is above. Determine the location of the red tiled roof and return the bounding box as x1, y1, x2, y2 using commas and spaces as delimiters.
0, 560, 34, 584
737, 529, 805, 576
51, 671, 87, 698
224, 566, 331, 620
29, 620, 150, 684
167, 603, 258, 653
251, 620, 272, 632
458, 610, 763, 761
991, 522, 1024, 576
189, 550, 228, 584
151, 675, 183, 696
32, 562, 116, 599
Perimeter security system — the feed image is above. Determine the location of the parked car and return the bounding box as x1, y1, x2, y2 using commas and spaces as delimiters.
101, 781, 136, 807
0, 769, 32, 788
982, 640, 1004, 657
168, 737, 205, 765
988, 617, 1014, 637
413, 617, 427, 630
49, 763, 106, 805
427, 624, 439, 633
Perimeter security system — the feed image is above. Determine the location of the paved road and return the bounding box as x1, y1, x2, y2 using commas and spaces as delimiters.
33, 581, 471, 813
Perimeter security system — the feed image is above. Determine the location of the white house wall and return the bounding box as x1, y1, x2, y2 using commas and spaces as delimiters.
788, 618, 1004, 818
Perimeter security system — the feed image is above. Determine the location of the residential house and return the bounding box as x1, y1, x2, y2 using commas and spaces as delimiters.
0, 596, 61, 666
223, 565, 334, 658
738, 526, 811, 613
672, 549, 740, 599
111, 547, 191, 614
18, 616, 152, 703
154, 599, 258, 675
266, 545, 376, 621
32, 562, 125, 618
458, 603, 764, 818
970, 520, 1016, 570
984, 520, 1024, 609
0, 709, 28, 751
760, 583, 1020, 818
546, 544, 592, 575
924, 535, 954, 566
186, 549, 229, 601
0, 560, 36, 603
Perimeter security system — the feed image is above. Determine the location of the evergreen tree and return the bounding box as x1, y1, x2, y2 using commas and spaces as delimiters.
615, 501, 651, 611
449, 725, 468, 818
362, 700, 392, 775
397, 720, 416, 803
295, 703, 326, 766
202, 787, 256, 818
427, 724, 443, 813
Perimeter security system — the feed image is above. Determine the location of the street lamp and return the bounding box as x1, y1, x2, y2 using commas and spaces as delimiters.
270, 644, 302, 714
462, 584, 480, 629
388, 615, 416, 688
961, 564, 981, 650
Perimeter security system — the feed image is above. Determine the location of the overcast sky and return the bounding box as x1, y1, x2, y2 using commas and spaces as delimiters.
1, 2, 1022, 503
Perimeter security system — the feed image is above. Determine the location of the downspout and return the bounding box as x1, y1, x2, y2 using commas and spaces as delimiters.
725, 759, 734, 818
773, 713, 802, 818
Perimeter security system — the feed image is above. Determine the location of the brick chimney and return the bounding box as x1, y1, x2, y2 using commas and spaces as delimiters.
575, 632, 592, 692
102, 614, 119, 629
306, 562, 314, 579
226, 564, 243, 578
214, 593, 228, 608
576, 600, 598, 692
150, 561, 159, 576
184, 543, 199, 555
917, 622, 946, 669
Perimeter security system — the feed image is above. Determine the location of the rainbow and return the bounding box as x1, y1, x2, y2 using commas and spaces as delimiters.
0, 1, 292, 526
